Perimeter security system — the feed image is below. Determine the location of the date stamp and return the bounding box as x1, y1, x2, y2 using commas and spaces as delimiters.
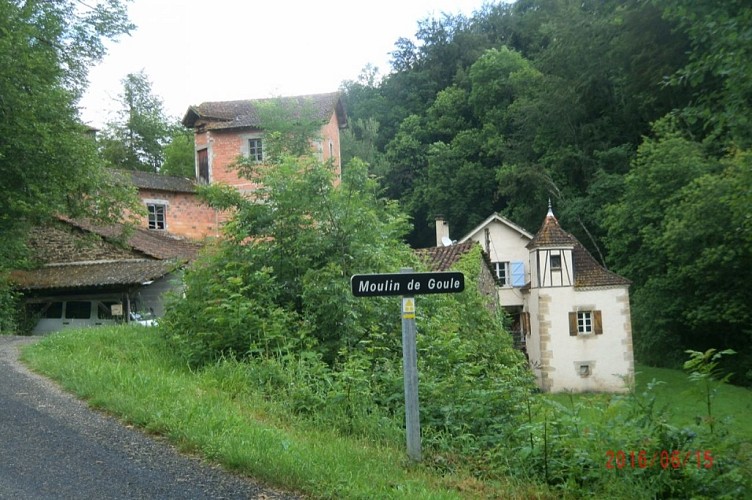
606, 450, 713, 470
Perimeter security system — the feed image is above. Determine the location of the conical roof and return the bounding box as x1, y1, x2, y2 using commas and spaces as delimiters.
527, 205, 631, 288
526, 207, 575, 249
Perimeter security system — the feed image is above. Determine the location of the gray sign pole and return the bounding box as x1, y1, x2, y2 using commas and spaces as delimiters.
400, 267, 421, 462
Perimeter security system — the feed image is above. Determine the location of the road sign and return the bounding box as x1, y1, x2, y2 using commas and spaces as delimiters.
351, 268, 465, 462
351, 271, 464, 297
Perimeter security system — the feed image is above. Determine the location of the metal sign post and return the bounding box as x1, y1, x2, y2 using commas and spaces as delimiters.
400, 270, 421, 461
351, 268, 465, 462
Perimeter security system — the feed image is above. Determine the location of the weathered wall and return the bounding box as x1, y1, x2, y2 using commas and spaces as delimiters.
133, 189, 221, 240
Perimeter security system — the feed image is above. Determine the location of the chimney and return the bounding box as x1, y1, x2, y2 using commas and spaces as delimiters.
435, 216, 450, 246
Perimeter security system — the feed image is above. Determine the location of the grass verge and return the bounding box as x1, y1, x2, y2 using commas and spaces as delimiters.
20, 326, 548, 499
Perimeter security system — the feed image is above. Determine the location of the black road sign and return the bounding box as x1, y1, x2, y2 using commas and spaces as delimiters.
351, 272, 465, 297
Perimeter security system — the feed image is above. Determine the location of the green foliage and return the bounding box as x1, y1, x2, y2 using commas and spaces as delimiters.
660, 0, 752, 148
343, 0, 688, 246
163, 109, 533, 480
0, 277, 21, 334
163, 151, 416, 365
508, 373, 750, 498
683, 348, 736, 435
604, 122, 752, 383
160, 126, 196, 178
0, 0, 136, 326
98, 70, 174, 172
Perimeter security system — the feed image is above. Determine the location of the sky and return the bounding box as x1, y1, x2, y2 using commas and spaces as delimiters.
79, 0, 499, 128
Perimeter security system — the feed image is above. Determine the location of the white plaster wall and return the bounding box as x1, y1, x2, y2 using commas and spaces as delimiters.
531, 286, 633, 393
465, 219, 531, 306
528, 287, 634, 392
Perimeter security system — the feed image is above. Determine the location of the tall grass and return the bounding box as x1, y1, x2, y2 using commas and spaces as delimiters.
22, 327, 751, 498
21, 326, 547, 499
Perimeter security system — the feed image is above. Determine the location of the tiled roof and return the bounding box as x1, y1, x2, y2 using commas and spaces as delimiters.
573, 243, 631, 288
526, 212, 575, 249
417, 241, 478, 271
60, 217, 201, 261
112, 169, 196, 193
182, 92, 346, 130
10, 260, 176, 291
528, 211, 630, 288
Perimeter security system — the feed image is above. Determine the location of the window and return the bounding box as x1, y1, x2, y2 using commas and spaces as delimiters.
492, 261, 509, 285
550, 254, 562, 270
248, 138, 263, 162
147, 203, 166, 230
197, 148, 209, 183
569, 310, 603, 336
578, 364, 591, 377
578, 311, 593, 333
65, 301, 92, 319
42, 302, 63, 319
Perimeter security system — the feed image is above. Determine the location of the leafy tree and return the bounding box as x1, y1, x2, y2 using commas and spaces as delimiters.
660, 0, 752, 148
0, 0, 135, 327
604, 120, 751, 382
98, 70, 173, 172
160, 126, 195, 178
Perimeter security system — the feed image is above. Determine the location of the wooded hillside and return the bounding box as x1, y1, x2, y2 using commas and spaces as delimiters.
341, 0, 752, 382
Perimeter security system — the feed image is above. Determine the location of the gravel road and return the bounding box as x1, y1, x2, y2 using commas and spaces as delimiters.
0, 335, 300, 499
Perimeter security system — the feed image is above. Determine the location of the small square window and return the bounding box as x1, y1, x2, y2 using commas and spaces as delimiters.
550, 254, 562, 270
148, 204, 166, 230
579, 364, 591, 377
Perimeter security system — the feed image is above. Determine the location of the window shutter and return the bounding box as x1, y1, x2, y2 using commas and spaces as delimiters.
521, 312, 530, 335
593, 310, 603, 335
569, 312, 578, 336
197, 148, 209, 183
511, 261, 525, 287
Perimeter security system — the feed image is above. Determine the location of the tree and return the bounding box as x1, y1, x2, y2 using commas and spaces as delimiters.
160, 126, 196, 178
604, 120, 752, 383
0, 0, 134, 259
659, 0, 752, 149
0, 0, 135, 329
99, 70, 173, 172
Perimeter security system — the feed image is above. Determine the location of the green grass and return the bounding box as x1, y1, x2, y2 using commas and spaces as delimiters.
546, 364, 752, 440
21, 327, 752, 498
635, 364, 752, 439
21, 326, 549, 499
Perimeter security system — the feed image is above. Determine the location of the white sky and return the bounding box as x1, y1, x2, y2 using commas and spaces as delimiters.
79, 0, 501, 128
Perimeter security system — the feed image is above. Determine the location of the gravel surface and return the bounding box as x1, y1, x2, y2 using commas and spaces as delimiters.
0, 335, 301, 499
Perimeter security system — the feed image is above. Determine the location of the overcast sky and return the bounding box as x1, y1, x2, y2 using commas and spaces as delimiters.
79, 0, 500, 128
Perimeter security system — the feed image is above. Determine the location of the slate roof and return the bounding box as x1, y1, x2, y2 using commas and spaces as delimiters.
112, 169, 196, 193
182, 92, 346, 131
459, 212, 534, 243
10, 260, 176, 291
417, 241, 478, 271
